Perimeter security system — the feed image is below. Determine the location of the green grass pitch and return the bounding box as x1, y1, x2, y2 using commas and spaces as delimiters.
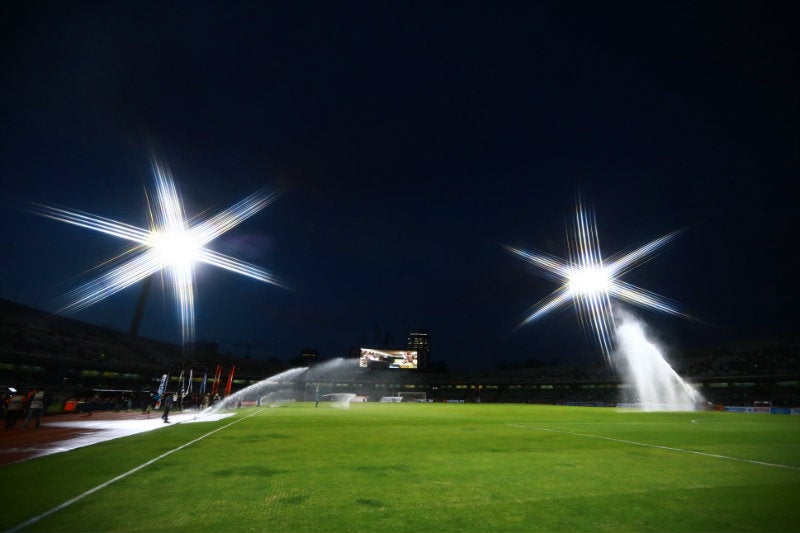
2, 403, 799, 532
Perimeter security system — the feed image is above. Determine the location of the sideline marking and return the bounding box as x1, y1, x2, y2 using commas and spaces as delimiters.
6, 409, 265, 533
508, 423, 800, 471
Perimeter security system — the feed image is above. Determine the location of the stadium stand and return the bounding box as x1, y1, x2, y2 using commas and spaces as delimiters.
1, 298, 798, 410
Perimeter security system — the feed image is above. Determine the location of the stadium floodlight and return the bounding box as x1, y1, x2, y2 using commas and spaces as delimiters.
506, 197, 691, 364
28, 158, 284, 346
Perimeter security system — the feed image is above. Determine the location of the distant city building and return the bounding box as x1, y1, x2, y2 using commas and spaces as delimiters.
407, 331, 430, 370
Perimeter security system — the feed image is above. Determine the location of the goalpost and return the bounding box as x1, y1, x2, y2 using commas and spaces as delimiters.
398, 391, 427, 402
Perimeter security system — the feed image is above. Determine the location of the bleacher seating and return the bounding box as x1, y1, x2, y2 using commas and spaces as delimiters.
1, 298, 797, 408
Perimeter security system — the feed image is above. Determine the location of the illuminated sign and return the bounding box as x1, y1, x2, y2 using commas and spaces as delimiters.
359, 348, 418, 370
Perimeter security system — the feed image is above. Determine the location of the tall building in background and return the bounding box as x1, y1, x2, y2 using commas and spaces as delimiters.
407, 331, 430, 370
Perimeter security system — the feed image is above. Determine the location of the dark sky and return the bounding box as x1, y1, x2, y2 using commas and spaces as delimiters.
1, 1, 797, 370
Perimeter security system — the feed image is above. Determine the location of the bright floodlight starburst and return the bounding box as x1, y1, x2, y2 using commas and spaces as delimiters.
30, 158, 283, 345
507, 198, 689, 364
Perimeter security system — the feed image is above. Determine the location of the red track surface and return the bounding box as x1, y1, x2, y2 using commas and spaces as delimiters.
0, 411, 156, 466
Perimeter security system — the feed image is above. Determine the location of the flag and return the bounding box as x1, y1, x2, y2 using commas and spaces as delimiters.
157, 374, 168, 396
211, 364, 222, 395
225, 366, 236, 397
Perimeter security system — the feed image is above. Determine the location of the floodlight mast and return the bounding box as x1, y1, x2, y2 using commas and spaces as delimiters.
28, 157, 284, 349
129, 275, 153, 337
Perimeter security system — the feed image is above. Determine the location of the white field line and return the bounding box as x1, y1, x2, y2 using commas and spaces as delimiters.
507, 423, 800, 471
6, 409, 265, 533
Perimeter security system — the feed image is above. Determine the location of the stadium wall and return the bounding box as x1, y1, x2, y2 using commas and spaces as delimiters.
721, 406, 800, 415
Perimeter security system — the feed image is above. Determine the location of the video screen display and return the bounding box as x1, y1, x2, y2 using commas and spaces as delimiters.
359, 348, 418, 370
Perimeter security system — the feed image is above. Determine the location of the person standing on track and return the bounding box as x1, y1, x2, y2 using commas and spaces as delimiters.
23, 388, 46, 429
5, 390, 27, 430
162, 393, 173, 423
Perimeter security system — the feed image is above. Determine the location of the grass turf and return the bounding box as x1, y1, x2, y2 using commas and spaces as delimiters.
2, 403, 799, 532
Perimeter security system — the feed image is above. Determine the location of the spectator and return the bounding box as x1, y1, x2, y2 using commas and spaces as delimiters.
23, 388, 46, 429
5, 391, 27, 430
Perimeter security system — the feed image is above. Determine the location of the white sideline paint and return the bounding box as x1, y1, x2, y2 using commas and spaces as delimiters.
6, 409, 263, 533
508, 423, 800, 471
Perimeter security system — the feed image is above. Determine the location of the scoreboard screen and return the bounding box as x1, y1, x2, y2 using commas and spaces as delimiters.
359, 348, 417, 369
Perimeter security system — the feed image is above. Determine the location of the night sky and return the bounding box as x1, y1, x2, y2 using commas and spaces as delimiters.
1, 1, 797, 370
